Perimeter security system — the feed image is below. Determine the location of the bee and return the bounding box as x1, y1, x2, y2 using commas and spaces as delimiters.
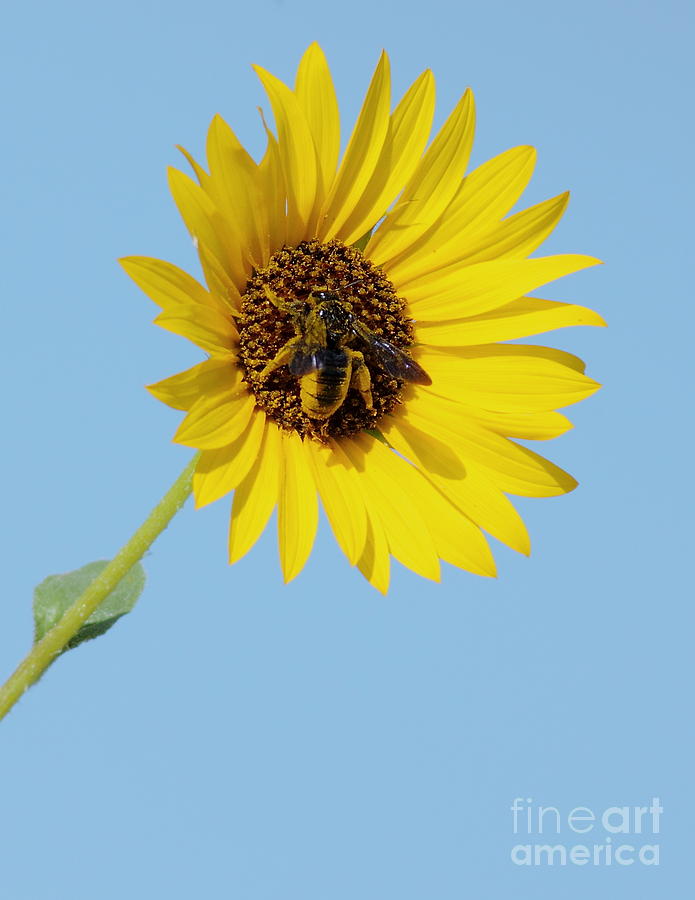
259, 285, 431, 422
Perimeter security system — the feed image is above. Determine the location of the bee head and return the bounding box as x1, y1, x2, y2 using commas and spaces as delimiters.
311, 276, 362, 305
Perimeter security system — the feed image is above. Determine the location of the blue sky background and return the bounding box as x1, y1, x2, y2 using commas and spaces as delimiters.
1, 0, 691, 896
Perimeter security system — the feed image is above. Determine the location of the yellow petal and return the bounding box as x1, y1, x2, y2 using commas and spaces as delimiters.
229, 422, 281, 564
307, 440, 367, 565
356, 504, 391, 595
147, 356, 236, 411
277, 431, 319, 582
411, 479, 497, 576
367, 89, 475, 265
451, 193, 570, 266
120, 256, 223, 314
258, 125, 288, 254
176, 144, 210, 188
196, 242, 243, 315
401, 399, 577, 497
337, 69, 436, 247
386, 145, 537, 284
422, 342, 587, 372
417, 346, 601, 412
294, 42, 340, 200
417, 296, 606, 345
173, 388, 255, 449
404, 254, 601, 319
460, 407, 574, 441
382, 417, 529, 555
193, 410, 266, 508
254, 64, 318, 243
327, 440, 390, 593
343, 434, 441, 581
351, 433, 495, 577
401, 385, 574, 439
319, 52, 391, 241
154, 303, 237, 355
205, 115, 267, 266
167, 167, 247, 285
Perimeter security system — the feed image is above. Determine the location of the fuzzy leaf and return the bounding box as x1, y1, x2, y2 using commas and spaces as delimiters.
33, 560, 145, 652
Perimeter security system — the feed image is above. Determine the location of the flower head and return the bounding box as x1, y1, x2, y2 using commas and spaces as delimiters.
121, 44, 603, 592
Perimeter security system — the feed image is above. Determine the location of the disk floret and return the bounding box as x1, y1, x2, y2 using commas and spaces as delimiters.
237, 240, 416, 441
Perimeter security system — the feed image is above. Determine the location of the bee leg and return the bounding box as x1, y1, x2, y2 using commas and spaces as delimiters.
259, 337, 302, 379
263, 284, 297, 315
348, 351, 374, 411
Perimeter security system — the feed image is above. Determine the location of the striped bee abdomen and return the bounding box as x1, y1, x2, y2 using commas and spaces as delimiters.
300, 349, 350, 419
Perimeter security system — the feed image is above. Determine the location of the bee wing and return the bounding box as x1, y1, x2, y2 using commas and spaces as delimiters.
370, 338, 432, 384
288, 342, 329, 376
352, 322, 432, 385
286, 309, 330, 376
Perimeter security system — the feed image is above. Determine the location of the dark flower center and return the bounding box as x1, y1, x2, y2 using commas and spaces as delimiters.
236, 240, 415, 441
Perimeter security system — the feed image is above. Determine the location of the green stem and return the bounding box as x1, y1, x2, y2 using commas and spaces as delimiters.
0, 453, 199, 723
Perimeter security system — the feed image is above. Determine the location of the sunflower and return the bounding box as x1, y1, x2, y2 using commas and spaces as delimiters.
121, 43, 603, 593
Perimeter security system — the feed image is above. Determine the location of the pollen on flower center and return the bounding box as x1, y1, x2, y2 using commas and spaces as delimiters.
236, 239, 415, 441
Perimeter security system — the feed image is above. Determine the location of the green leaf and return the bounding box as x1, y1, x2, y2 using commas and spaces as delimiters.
33, 560, 146, 652
351, 228, 373, 254
365, 428, 388, 445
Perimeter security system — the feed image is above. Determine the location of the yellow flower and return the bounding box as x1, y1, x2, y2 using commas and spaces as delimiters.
121, 43, 604, 593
